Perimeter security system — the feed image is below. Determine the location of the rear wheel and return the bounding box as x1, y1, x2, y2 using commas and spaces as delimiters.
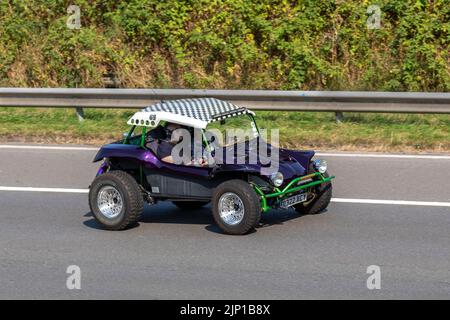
212, 180, 261, 235
89, 171, 144, 230
294, 163, 332, 215
172, 201, 210, 210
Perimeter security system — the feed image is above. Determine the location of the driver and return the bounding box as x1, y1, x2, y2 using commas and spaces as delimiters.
147, 123, 208, 166
146, 122, 181, 163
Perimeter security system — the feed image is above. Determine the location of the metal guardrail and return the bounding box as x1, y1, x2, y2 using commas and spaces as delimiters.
1, 88, 449, 114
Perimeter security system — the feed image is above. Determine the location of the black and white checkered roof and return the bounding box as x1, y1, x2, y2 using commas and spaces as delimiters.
143, 98, 251, 123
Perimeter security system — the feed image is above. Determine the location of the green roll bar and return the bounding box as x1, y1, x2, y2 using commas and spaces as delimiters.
123, 125, 147, 148
123, 125, 146, 185
253, 172, 335, 212
124, 125, 136, 144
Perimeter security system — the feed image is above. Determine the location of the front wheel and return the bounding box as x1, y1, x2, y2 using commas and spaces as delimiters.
212, 180, 261, 235
89, 170, 144, 230
295, 162, 332, 215
294, 183, 332, 215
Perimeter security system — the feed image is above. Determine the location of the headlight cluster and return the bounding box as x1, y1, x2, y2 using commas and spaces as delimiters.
314, 159, 327, 174
270, 172, 284, 187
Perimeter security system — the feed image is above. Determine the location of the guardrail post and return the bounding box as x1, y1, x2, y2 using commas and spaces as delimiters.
335, 111, 344, 123
75, 107, 84, 121
102, 73, 120, 88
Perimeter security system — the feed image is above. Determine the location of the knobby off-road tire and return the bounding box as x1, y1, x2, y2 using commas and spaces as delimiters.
212, 180, 261, 235
89, 170, 144, 230
294, 163, 332, 215
172, 201, 210, 210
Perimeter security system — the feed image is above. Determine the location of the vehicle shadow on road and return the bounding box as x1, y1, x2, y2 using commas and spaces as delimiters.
82, 203, 215, 231
83, 204, 320, 234
140, 204, 214, 225
257, 209, 310, 229
204, 209, 313, 234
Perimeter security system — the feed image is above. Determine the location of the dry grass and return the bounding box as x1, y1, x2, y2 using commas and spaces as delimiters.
0, 107, 449, 153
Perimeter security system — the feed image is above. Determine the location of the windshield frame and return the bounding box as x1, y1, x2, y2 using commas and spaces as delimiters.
204, 113, 259, 148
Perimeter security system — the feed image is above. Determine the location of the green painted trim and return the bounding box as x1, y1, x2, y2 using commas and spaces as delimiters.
266, 174, 335, 199
201, 129, 211, 153
140, 126, 147, 148
252, 184, 270, 212
139, 126, 147, 185
124, 125, 136, 144
252, 173, 335, 212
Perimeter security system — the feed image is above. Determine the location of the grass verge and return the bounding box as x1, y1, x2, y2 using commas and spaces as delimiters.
0, 107, 449, 153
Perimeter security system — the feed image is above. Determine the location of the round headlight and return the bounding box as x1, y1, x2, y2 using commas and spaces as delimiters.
314, 159, 327, 174
270, 172, 284, 187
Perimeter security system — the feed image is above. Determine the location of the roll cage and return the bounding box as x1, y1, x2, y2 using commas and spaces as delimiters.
123, 112, 261, 152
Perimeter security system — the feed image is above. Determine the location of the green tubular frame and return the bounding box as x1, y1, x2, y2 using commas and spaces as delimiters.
124, 125, 136, 144
123, 125, 146, 148
140, 126, 147, 147
201, 129, 212, 153
139, 126, 147, 185
253, 172, 335, 212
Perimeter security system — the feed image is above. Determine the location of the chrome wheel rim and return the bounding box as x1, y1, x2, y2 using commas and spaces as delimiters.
218, 192, 245, 226
97, 186, 123, 219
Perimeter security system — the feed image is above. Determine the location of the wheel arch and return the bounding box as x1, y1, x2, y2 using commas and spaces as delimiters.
97, 157, 143, 186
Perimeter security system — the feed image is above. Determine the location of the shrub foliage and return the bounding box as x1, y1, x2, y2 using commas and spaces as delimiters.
0, 0, 448, 90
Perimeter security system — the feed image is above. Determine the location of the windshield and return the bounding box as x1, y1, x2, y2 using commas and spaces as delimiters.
205, 114, 259, 147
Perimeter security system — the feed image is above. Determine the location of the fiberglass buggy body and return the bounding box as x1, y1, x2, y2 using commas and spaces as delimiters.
89, 98, 335, 235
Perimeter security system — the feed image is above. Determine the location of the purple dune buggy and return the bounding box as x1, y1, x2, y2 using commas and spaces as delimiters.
89, 98, 334, 235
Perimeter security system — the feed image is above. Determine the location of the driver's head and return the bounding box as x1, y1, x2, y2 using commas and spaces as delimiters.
165, 122, 183, 144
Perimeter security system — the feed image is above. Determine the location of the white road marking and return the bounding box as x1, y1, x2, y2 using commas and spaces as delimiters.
0, 186, 88, 193
0, 145, 449, 159
315, 153, 450, 160
331, 198, 450, 207
0, 145, 97, 151
1, 186, 449, 207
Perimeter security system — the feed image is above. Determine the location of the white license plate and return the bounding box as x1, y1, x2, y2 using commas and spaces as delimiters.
280, 193, 308, 208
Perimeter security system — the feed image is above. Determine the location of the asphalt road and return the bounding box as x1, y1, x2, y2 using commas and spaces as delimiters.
0, 145, 449, 299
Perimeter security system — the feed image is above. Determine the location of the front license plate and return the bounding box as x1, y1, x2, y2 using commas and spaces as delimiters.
280, 193, 308, 208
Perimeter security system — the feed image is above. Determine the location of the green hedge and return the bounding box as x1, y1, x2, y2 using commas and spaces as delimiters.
0, 0, 448, 90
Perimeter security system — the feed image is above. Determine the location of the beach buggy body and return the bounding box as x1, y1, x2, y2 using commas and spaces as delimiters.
88, 98, 335, 235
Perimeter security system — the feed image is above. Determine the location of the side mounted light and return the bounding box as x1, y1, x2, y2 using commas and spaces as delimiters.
314, 159, 327, 174
270, 172, 284, 187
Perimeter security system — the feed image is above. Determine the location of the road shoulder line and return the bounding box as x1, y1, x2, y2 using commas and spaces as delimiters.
1, 145, 449, 159
1, 186, 449, 207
